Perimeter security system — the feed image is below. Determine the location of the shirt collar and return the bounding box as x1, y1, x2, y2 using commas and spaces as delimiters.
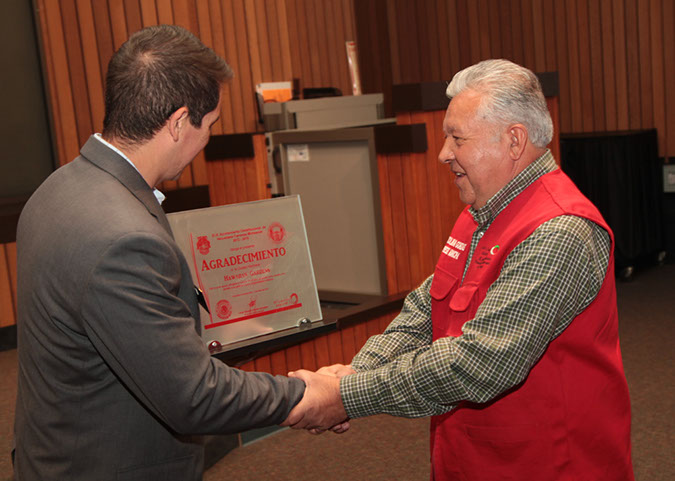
470, 149, 557, 227
93, 133, 166, 205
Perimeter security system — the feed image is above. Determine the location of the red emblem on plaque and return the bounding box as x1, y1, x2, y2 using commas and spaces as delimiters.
268, 222, 286, 243
216, 300, 232, 320
196, 236, 211, 255
290, 293, 299, 305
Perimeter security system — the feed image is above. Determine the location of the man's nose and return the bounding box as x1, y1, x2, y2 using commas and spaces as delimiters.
438, 140, 455, 164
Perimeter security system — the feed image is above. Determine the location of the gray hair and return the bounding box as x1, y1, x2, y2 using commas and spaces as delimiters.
446, 59, 553, 148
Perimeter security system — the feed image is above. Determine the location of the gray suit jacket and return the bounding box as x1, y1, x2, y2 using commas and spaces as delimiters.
14, 136, 305, 480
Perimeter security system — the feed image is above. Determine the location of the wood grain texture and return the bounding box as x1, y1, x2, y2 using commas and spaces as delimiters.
663, 0, 675, 157
109, 1, 130, 50
5, 244, 17, 317
0, 246, 15, 328
40, 0, 666, 164
232, 309, 397, 377
649, 0, 666, 154
35, 0, 358, 170
355, 0, 673, 159
378, 97, 560, 294
7, 0, 669, 367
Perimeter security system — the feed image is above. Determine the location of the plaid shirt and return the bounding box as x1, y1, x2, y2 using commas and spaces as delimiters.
340, 151, 611, 418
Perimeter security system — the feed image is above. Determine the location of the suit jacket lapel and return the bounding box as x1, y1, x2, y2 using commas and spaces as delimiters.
79, 136, 174, 236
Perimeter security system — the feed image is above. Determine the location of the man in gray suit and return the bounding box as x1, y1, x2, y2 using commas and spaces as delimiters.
13, 25, 346, 480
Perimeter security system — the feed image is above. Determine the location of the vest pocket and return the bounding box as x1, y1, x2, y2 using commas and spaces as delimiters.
459, 423, 555, 481
448, 283, 479, 312
430, 267, 459, 301
431, 268, 461, 339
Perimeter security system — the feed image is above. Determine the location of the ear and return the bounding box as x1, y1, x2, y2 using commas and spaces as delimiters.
507, 124, 528, 160
167, 107, 189, 142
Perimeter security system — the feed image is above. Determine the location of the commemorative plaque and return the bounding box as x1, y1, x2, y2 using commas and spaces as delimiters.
167, 195, 322, 349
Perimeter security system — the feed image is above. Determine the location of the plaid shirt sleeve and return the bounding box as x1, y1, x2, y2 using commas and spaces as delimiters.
349, 275, 434, 372
340, 215, 610, 419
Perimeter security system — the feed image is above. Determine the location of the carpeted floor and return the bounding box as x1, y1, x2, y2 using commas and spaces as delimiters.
614, 263, 675, 481
1, 264, 673, 480
205, 415, 430, 481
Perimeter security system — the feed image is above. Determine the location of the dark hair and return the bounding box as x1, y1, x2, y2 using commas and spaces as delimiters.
102, 25, 233, 144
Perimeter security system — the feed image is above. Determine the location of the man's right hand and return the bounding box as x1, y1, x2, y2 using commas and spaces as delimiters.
281, 370, 349, 433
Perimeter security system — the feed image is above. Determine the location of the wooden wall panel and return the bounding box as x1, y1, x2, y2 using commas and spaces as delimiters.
664, 0, 675, 159
79, 0, 107, 133
3, 1, 355, 331
33, 0, 672, 170
356, 0, 675, 159
0, 246, 16, 328
381, 95, 560, 295
284, 0, 356, 95
587, 0, 605, 131
541, 1, 557, 71
354, 0, 393, 111
379, 152, 412, 293
649, 0, 666, 155
313, 334, 331, 367
206, 133, 270, 207
378, 112, 466, 294
34, 0, 357, 171
299, 341, 318, 372
636, 0, 653, 129
109, 1, 130, 50
326, 331, 344, 365
554, 0, 571, 133
5, 244, 18, 324
237, 310, 399, 374
6, 0, 670, 368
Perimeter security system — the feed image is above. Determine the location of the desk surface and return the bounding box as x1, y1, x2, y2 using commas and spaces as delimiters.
213, 290, 406, 367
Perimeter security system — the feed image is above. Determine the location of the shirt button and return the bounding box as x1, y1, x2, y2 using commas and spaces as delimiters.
478, 232, 484, 238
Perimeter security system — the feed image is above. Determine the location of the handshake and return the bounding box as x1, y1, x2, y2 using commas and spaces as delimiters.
281, 363, 355, 434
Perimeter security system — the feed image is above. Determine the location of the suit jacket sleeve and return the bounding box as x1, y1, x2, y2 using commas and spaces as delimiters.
78, 230, 305, 434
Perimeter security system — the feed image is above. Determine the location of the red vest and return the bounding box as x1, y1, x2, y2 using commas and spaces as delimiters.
429, 170, 634, 481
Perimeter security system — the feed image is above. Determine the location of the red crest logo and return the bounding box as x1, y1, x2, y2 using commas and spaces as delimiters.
268, 222, 286, 243
196, 236, 211, 255
216, 300, 232, 320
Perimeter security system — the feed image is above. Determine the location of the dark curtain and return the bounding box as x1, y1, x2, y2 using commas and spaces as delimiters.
560, 129, 663, 271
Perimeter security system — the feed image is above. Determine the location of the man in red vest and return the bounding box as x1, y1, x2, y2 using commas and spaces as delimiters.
285, 59, 634, 481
